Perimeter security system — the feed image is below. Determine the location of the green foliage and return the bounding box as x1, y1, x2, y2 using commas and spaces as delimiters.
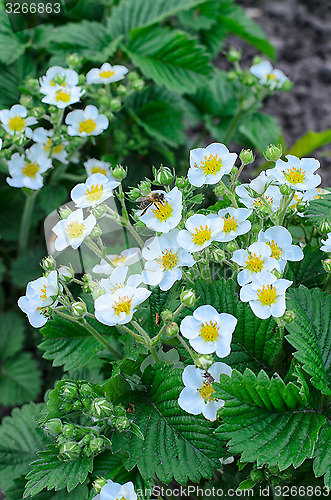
112, 363, 226, 484
192, 279, 281, 372
289, 128, 331, 157
284, 244, 327, 288
10, 247, 46, 287
238, 112, 282, 153
0, 313, 42, 406
214, 369, 326, 470
313, 426, 331, 489
5, 477, 89, 500
306, 194, 331, 222
285, 287, 331, 396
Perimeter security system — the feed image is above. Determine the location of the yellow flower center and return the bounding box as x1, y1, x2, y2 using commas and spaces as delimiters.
284, 167, 305, 185
21, 162, 39, 178
246, 253, 264, 273
257, 284, 278, 305
79, 119, 97, 134
253, 195, 274, 208
99, 69, 115, 78
151, 200, 173, 221
45, 138, 63, 154
267, 240, 282, 260
8, 115, 25, 132
313, 189, 325, 200
112, 255, 127, 265
268, 73, 276, 80
200, 321, 219, 342
66, 221, 85, 239
198, 381, 215, 402
113, 296, 132, 316
91, 166, 107, 175
191, 225, 212, 246
85, 184, 103, 202
157, 250, 178, 271
55, 89, 71, 102
199, 154, 222, 175
40, 284, 47, 301
223, 215, 238, 234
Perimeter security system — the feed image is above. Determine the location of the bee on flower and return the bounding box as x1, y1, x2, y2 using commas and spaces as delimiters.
6, 146, 52, 190
84, 158, 112, 177
258, 226, 303, 271
70, 173, 120, 208
178, 214, 223, 252
0, 104, 37, 136
231, 241, 280, 286
188, 142, 237, 187
27, 127, 69, 164
178, 362, 232, 421
249, 60, 288, 90
137, 187, 182, 233
52, 208, 96, 251
86, 62, 129, 84
65, 105, 109, 137
266, 155, 321, 191
212, 207, 252, 242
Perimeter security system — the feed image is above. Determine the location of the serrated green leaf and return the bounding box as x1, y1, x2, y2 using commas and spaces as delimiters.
0, 312, 25, 360
107, 0, 208, 38
4, 476, 89, 500
289, 129, 331, 158
239, 112, 282, 153
0, 32, 25, 64
0, 56, 36, 108
284, 244, 327, 288
0, 403, 47, 491
306, 194, 331, 222
124, 86, 185, 147
112, 363, 226, 484
285, 286, 331, 396
39, 316, 120, 371
191, 279, 281, 372
313, 426, 331, 489
124, 26, 212, 94
0, 353, 42, 406
214, 369, 326, 470
24, 446, 93, 497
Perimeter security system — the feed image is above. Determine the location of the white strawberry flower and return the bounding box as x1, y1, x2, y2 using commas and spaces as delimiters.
93, 248, 141, 274
240, 273, 293, 319
84, 158, 111, 177
267, 155, 321, 191
178, 362, 232, 421
258, 226, 303, 271
235, 172, 282, 211
27, 127, 68, 163
213, 207, 252, 243
41, 85, 85, 109
65, 105, 109, 137
39, 66, 79, 94
232, 241, 280, 286
71, 173, 120, 208
92, 480, 137, 500
188, 142, 237, 187
0, 104, 37, 135
249, 60, 288, 89
180, 305, 237, 358
302, 187, 327, 202
94, 284, 151, 326
142, 229, 195, 291
177, 214, 223, 252
52, 209, 96, 251
321, 232, 331, 253
99, 265, 142, 293
138, 187, 182, 233
6, 146, 52, 190
86, 63, 129, 84
18, 270, 60, 328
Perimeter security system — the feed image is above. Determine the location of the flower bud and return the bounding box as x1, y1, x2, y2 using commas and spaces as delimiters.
41, 255, 56, 271
66, 53, 83, 68
227, 71, 237, 81
281, 80, 293, 92
111, 164, 127, 181
132, 79, 144, 91
128, 187, 141, 201
62, 423, 77, 439
227, 47, 242, 63
250, 469, 264, 482
252, 224, 261, 235
281, 310, 296, 323
296, 200, 307, 213
264, 144, 282, 162
44, 418, 62, 435
58, 265, 74, 283
48, 105, 58, 114
117, 84, 128, 97
72, 400, 83, 411
196, 354, 213, 370
72, 301, 87, 317
239, 149, 254, 165
31, 106, 45, 118
91, 398, 114, 418
161, 309, 174, 323
272, 270, 282, 279
91, 204, 107, 218
59, 206, 72, 219
323, 258, 331, 273
79, 382, 93, 397
319, 220, 331, 235
88, 437, 104, 453
19, 95, 33, 108
176, 177, 190, 189
89, 224, 102, 239
180, 289, 196, 307
166, 322, 179, 337
109, 97, 122, 112
82, 273, 92, 282
211, 248, 225, 262
59, 441, 81, 460
60, 381, 78, 401
230, 166, 238, 175
12, 134, 25, 146
153, 165, 173, 186
280, 184, 293, 196
138, 179, 152, 196
115, 416, 130, 430
213, 184, 225, 197
226, 241, 237, 253
93, 477, 108, 494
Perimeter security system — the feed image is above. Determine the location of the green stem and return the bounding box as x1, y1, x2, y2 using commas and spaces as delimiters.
19, 190, 38, 253
223, 108, 243, 146
278, 191, 295, 225
175, 334, 197, 362
118, 323, 146, 343
219, 180, 238, 208
149, 345, 159, 363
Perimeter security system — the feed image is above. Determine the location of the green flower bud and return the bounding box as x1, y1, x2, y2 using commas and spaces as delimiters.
89, 224, 102, 239
62, 423, 76, 439
161, 309, 174, 324
166, 322, 179, 337
66, 53, 83, 69
44, 418, 62, 435
252, 56, 264, 66
322, 258, 331, 273
226, 241, 237, 253
48, 105, 58, 114
117, 84, 128, 97
59, 401, 73, 413
72, 400, 83, 411
111, 164, 127, 181
239, 149, 255, 165
280, 184, 293, 196
59, 206, 72, 219
19, 94, 33, 108
264, 144, 283, 162
211, 248, 225, 262
213, 184, 225, 197
132, 79, 144, 91
128, 187, 141, 201
82, 273, 93, 282
25, 77, 39, 92
227, 47, 242, 63
319, 219, 331, 235
91, 398, 114, 418
82, 280, 98, 294
281, 310, 296, 323
128, 71, 140, 82
113, 404, 126, 417
72, 301, 87, 317
196, 354, 213, 370
272, 270, 282, 279
250, 469, 264, 482
91, 204, 107, 218
59, 441, 81, 460
79, 382, 93, 397
296, 200, 307, 213
230, 166, 238, 175
88, 437, 104, 453
115, 416, 130, 430
93, 477, 107, 494
281, 80, 293, 92
41, 255, 56, 272
31, 106, 46, 118
175, 177, 190, 190
227, 71, 237, 81
12, 134, 25, 146
180, 289, 196, 307
252, 224, 261, 235
109, 97, 122, 112
92, 285, 107, 300
138, 179, 152, 196
153, 165, 173, 186
60, 381, 78, 401
58, 265, 74, 283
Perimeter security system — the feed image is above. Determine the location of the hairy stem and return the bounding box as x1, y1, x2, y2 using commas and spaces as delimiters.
19, 190, 38, 253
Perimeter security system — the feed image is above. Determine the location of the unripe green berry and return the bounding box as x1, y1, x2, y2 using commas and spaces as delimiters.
227, 47, 242, 63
